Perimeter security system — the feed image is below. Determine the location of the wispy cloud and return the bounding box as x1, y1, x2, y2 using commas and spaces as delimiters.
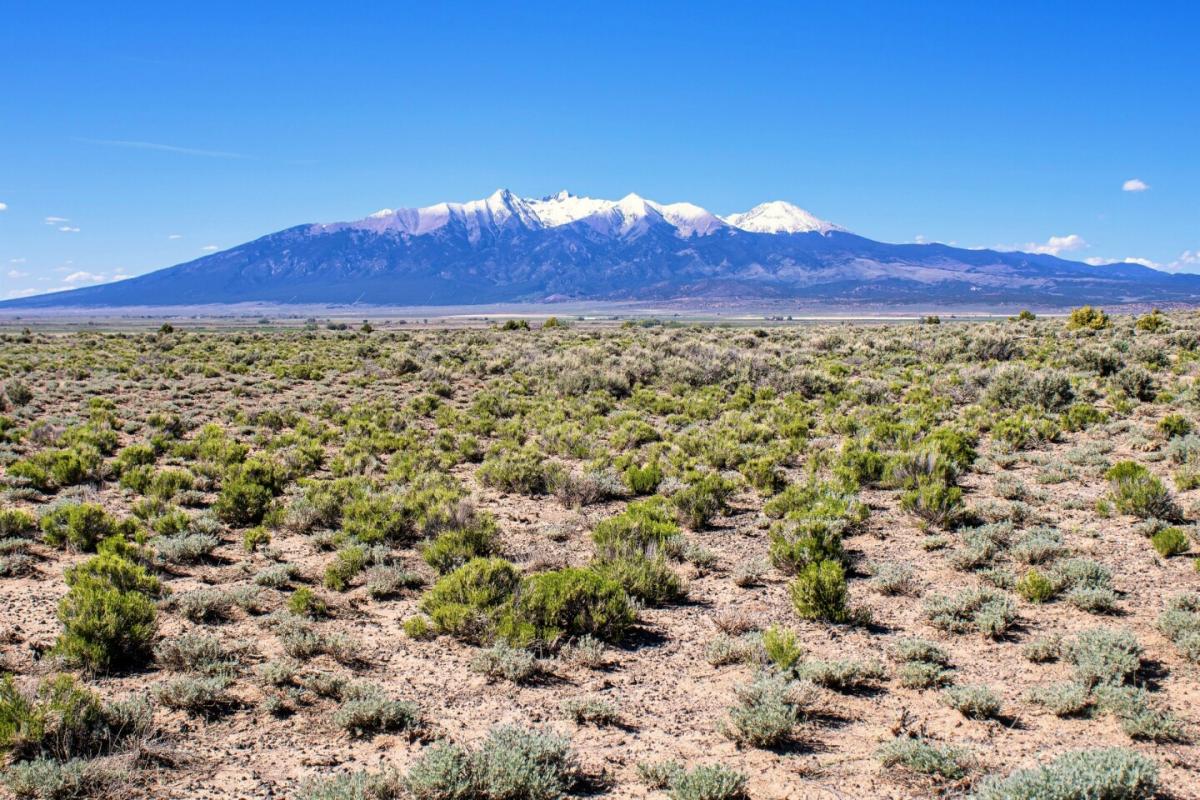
201, 244, 219, 252
58, 226, 80, 233
6, 269, 29, 278
1122, 178, 1149, 192
80, 138, 249, 159
44, 216, 68, 224
63, 271, 107, 284
168, 234, 183, 240
5, 288, 44, 299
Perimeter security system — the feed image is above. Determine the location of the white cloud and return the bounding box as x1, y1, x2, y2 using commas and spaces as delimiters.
58, 226, 80, 233
44, 216, 68, 224
6, 269, 29, 278
1085, 256, 1159, 268
63, 271, 107, 284
1026, 234, 1087, 256
0, 202, 7, 211
4, 288, 42, 299
168, 234, 183, 240
201, 244, 219, 252
10, 258, 27, 264
1122, 178, 1149, 192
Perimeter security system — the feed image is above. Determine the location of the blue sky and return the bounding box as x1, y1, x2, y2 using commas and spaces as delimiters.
2, 1, 1198, 298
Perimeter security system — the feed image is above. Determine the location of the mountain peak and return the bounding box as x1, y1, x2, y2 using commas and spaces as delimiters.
723, 201, 840, 234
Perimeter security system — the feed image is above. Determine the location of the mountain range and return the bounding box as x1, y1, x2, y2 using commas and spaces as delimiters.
5, 189, 1199, 309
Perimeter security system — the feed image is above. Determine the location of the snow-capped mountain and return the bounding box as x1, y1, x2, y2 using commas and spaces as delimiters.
326, 190, 836, 241
5, 188, 1200, 309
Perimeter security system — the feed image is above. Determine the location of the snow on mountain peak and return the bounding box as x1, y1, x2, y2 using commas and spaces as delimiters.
722, 201, 841, 234
335, 192, 841, 240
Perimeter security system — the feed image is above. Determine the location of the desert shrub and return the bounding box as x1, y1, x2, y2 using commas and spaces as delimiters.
971, 747, 1157, 800
1066, 306, 1110, 331
876, 737, 970, 780
623, 462, 663, 495
334, 692, 421, 738
1063, 628, 1142, 688
255, 562, 300, 588
477, 446, 554, 495
154, 632, 240, 675
498, 567, 635, 648
1026, 682, 1092, 717
1158, 413, 1192, 439
762, 626, 804, 672
214, 458, 285, 525
2, 756, 127, 800
868, 561, 916, 595
925, 587, 1017, 638
0, 673, 150, 762
298, 768, 405, 800
667, 764, 749, 800
154, 675, 232, 716
404, 725, 578, 800
1092, 685, 1186, 742
1010, 527, 1065, 564
420, 558, 522, 642
891, 637, 955, 689
789, 559, 851, 623
470, 642, 540, 683
705, 633, 764, 667
1022, 635, 1061, 663
559, 695, 620, 726
1114, 365, 1156, 401
365, 565, 422, 599
720, 672, 805, 748
0, 509, 37, 538
288, 587, 329, 618
155, 531, 219, 564
671, 472, 736, 529
54, 550, 158, 671
39, 504, 128, 551
592, 497, 681, 556
1105, 461, 1180, 520
1158, 593, 1200, 662
1061, 402, 1107, 432
768, 518, 846, 574
323, 545, 368, 591
900, 478, 962, 529
941, 684, 1002, 719
796, 659, 885, 692
1015, 567, 1063, 603
1151, 526, 1190, 557
422, 515, 499, 574
174, 587, 234, 623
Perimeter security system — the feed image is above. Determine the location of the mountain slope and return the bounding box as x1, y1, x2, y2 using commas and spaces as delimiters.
5, 190, 1199, 309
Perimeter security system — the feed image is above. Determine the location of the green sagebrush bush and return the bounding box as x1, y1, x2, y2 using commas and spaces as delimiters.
789, 559, 852, 623
39, 503, 134, 551
54, 540, 160, 671
1105, 461, 1181, 521
419, 558, 634, 649
0, 673, 151, 762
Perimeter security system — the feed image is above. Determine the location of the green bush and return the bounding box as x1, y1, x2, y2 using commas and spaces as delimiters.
39, 504, 129, 551
762, 626, 804, 672
924, 588, 1017, 638
971, 748, 1157, 800
0, 509, 37, 538
422, 515, 499, 574
623, 462, 663, 495
1151, 526, 1190, 557
1015, 567, 1063, 603
1158, 413, 1192, 439
54, 550, 159, 671
591, 497, 680, 555
477, 446, 554, 495
323, 545, 368, 591
1105, 461, 1180, 521
790, 559, 851, 623
900, 478, 963, 529
498, 567, 635, 648
1066, 306, 1110, 331
671, 472, 736, 529
768, 518, 846, 574
0, 673, 147, 761
941, 684, 1002, 719
420, 558, 523, 642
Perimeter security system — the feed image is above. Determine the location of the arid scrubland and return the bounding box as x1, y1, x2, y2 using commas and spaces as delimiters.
0, 308, 1197, 799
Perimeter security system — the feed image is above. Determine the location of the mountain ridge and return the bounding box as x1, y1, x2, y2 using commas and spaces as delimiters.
5, 189, 1199, 309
